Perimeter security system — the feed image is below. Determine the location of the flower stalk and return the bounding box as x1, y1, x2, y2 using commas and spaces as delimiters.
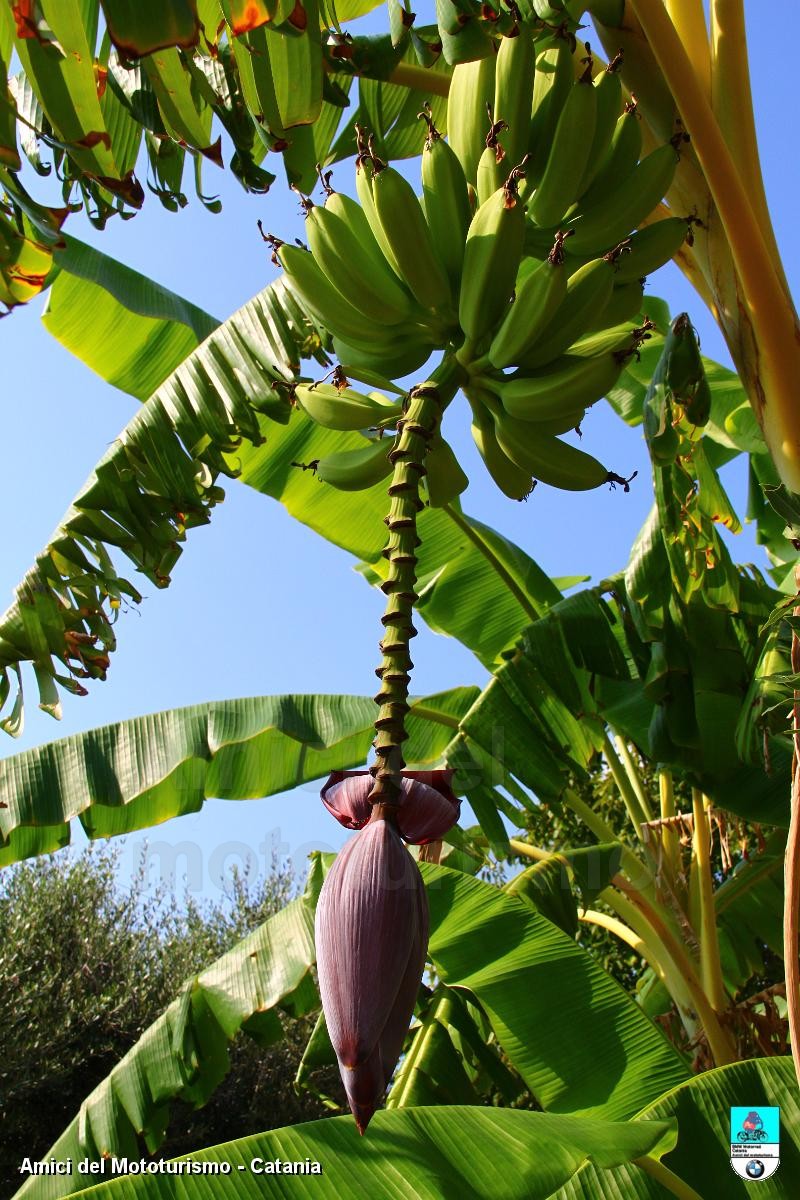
689, 789, 728, 1013
315, 355, 464, 1134
369, 357, 462, 811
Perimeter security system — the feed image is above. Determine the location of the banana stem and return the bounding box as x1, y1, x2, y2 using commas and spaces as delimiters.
603, 732, 649, 838
602, 886, 699, 1038
508, 838, 550, 863
613, 873, 737, 1065
707, 0, 789, 298
387, 989, 454, 1109
369, 358, 461, 808
331, 60, 450, 100
580, 908, 646, 955
690, 789, 728, 1013
560, 787, 655, 898
560, 785, 617, 843
388, 63, 451, 99
632, 1156, 703, 1200
659, 769, 681, 886
785, 563, 800, 1089
664, 0, 710, 97
627, 0, 800, 491
614, 732, 655, 821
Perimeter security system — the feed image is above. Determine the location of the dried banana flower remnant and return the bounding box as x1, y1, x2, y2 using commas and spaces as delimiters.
315, 813, 428, 1133
321, 769, 460, 844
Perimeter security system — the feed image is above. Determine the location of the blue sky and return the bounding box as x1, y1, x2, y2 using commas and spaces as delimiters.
1, 4, 797, 901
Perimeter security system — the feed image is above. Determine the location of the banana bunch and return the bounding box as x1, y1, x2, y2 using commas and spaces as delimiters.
464, 314, 653, 494
442, 29, 688, 496
272, 24, 690, 504
277, 125, 471, 389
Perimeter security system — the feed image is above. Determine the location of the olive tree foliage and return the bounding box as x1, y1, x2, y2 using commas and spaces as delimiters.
0, 845, 335, 1195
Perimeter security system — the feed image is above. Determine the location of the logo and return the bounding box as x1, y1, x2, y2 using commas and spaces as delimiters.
730, 1107, 780, 1181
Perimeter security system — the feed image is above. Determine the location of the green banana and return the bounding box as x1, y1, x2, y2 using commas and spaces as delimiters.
469, 395, 534, 500
569, 318, 653, 358
613, 217, 689, 283
371, 164, 453, 315
476, 142, 508, 209
436, 0, 479, 35
420, 124, 472, 297
305, 203, 414, 324
494, 29, 536, 172
494, 419, 611, 491
323, 190, 381, 255
425, 434, 470, 506
564, 142, 679, 257
496, 406, 588, 444
447, 54, 497, 187
585, 279, 644, 330
578, 98, 643, 213
333, 335, 435, 383
279, 244, 405, 344
314, 438, 394, 491
529, 65, 597, 228
487, 235, 568, 369
516, 254, 616, 368
528, 38, 574, 186
531, 0, 568, 19
492, 344, 632, 419
458, 173, 527, 349
355, 153, 400, 269
576, 53, 624, 196
294, 382, 402, 431
321, 362, 406, 397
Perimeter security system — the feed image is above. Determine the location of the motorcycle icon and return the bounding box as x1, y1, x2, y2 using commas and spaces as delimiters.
738, 1112, 768, 1142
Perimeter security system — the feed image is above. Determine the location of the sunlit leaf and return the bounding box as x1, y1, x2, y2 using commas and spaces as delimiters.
28, 1109, 676, 1200
99, 0, 200, 58
0, 689, 477, 864
556, 1057, 798, 1197
423, 864, 691, 1118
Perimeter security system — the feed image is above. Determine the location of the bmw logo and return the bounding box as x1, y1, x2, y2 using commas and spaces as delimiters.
746, 1160, 766, 1179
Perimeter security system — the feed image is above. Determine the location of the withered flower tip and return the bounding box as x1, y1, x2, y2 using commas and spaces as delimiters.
321, 769, 460, 844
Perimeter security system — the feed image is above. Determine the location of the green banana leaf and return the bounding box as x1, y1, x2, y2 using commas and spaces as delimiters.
555, 1056, 798, 1199
16, 854, 687, 1194
714, 829, 786, 990
421, 863, 691, 1119
44, 1109, 676, 1200
0, 272, 323, 731
43, 235, 220, 398
0, 1, 125, 185
99, 0, 201, 59
6, 253, 565, 730
14, 895, 319, 1200
387, 983, 529, 1110
0, 0, 473, 214
0, 687, 477, 866
141, 47, 216, 159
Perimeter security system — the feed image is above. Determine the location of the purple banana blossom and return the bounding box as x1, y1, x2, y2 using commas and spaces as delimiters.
315, 811, 428, 1133
321, 769, 460, 844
